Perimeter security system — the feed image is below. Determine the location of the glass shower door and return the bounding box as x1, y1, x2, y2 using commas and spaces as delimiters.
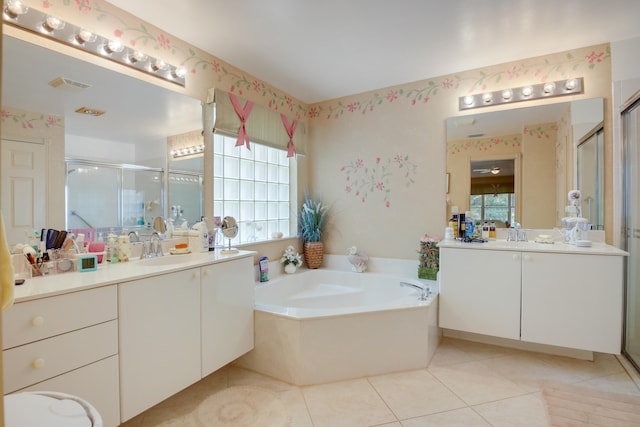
623, 96, 640, 368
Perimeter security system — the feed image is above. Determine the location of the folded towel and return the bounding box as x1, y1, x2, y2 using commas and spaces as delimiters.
1, 211, 15, 311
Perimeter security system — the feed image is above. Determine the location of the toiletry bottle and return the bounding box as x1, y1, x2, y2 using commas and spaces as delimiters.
107, 228, 118, 263
489, 221, 496, 240
482, 221, 489, 239
457, 213, 465, 239
464, 211, 474, 238
118, 231, 131, 262
450, 215, 458, 238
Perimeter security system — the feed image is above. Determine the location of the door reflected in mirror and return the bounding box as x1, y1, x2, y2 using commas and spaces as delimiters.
446, 98, 603, 229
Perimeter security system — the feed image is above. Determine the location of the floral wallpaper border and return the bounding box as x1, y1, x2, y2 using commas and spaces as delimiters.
448, 135, 521, 156
1, 108, 64, 129
309, 46, 610, 121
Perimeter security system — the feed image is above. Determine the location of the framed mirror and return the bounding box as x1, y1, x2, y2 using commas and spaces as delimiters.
446, 98, 603, 229
1, 34, 202, 243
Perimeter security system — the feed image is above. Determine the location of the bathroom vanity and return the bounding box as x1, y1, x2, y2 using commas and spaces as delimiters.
438, 239, 627, 355
2, 250, 255, 426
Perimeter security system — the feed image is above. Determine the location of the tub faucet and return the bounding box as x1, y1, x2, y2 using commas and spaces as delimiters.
400, 282, 430, 301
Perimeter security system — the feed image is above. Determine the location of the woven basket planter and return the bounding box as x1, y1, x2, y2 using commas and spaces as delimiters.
303, 241, 324, 269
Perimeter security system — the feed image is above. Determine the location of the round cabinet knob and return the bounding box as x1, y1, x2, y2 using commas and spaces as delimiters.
202, 270, 209, 277
31, 316, 44, 326
32, 358, 45, 369
524, 255, 532, 261
512, 254, 520, 261
192, 272, 199, 280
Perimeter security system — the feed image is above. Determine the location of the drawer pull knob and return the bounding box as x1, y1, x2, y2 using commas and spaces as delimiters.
202, 270, 209, 277
31, 316, 44, 326
192, 273, 198, 279
32, 358, 45, 369
524, 255, 532, 261
512, 254, 520, 261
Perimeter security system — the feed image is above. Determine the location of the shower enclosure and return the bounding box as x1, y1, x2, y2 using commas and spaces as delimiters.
623, 92, 640, 369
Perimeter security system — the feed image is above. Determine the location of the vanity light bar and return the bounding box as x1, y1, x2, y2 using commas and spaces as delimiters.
2, 1, 186, 87
170, 144, 205, 159
459, 77, 584, 111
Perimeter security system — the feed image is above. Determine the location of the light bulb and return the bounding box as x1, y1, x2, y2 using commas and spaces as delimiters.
521, 86, 533, 97
128, 50, 147, 64
151, 59, 168, 72
42, 16, 65, 33
172, 67, 187, 79
104, 39, 124, 54
543, 82, 556, 94
463, 95, 474, 106
501, 89, 513, 100
75, 30, 97, 44
4, 0, 28, 19
482, 93, 493, 103
565, 78, 578, 91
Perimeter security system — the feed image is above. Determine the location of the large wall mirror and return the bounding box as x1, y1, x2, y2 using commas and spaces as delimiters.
446, 98, 603, 230
1, 34, 202, 244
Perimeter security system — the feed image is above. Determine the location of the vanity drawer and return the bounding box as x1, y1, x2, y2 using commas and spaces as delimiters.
3, 320, 118, 393
3, 285, 117, 349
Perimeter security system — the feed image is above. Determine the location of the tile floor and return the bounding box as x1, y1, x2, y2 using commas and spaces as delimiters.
120, 337, 640, 426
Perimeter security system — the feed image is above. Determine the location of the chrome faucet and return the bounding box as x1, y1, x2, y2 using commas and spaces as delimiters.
141, 232, 163, 259
400, 282, 431, 301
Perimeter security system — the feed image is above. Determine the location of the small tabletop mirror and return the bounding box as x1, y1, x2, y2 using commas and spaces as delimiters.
221, 216, 239, 254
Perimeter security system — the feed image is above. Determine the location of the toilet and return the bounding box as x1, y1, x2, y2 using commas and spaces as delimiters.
5, 391, 102, 427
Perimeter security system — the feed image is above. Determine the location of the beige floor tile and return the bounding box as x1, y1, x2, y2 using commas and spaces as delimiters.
400, 407, 492, 426
533, 352, 625, 382
428, 339, 477, 367
138, 403, 200, 426
368, 369, 466, 419
447, 338, 524, 361
479, 352, 577, 392
577, 371, 640, 395
227, 365, 297, 392
276, 388, 314, 427
372, 423, 402, 427
472, 393, 550, 427
302, 378, 397, 427
428, 360, 528, 405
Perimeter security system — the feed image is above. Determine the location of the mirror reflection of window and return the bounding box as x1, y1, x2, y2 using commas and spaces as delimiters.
469, 159, 515, 227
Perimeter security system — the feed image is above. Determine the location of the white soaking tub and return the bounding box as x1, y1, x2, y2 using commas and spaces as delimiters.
235, 268, 440, 385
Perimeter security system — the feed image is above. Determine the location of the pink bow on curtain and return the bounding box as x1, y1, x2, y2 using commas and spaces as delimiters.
229, 93, 254, 150
280, 114, 298, 157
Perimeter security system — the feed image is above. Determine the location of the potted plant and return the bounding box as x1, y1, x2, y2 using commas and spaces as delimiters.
280, 245, 302, 273
299, 193, 328, 269
418, 234, 441, 280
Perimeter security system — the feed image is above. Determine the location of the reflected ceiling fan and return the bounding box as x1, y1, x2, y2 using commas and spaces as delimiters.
473, 166, 501, 175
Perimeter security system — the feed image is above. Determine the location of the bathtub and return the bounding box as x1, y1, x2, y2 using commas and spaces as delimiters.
234, 268, 440, 385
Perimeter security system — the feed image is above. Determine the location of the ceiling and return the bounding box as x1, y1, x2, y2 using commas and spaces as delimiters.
106, 0, 640, 103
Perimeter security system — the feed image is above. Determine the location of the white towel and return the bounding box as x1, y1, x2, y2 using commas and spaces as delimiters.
1, 211, 15, 311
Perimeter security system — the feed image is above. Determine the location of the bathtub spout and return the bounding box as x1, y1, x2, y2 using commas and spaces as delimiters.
400, 282, 430, 301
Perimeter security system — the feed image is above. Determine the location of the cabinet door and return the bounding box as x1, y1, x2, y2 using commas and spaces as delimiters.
521, 252, 623, 353
22, 356, 120, 427
118, 268, 201, 422
439, 248, 521, 340
201, 257, 255, 377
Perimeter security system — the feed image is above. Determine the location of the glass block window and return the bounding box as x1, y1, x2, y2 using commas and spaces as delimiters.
213, 134, 291, 244
470, 193, 516, 227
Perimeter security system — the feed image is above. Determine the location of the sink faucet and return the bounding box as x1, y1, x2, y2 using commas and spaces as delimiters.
141, 232, 164, 259
400, 282, 431, 301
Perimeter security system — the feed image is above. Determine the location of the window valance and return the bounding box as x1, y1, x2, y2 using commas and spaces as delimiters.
206, 88, 306, 155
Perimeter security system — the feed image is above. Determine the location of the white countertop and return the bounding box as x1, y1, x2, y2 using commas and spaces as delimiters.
12, 250, 256, 303
438, 239, 628, 256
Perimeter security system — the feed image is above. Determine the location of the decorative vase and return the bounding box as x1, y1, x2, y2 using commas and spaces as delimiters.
285, 263, 297, 274
303, 241, 324, 269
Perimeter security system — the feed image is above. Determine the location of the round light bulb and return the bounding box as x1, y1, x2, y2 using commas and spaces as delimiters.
521, 86, 533, 97
129, 51, 147, 64
501, 89, 513, 100
42, 16, 65, 33
76, 30, 97, 44
565, 78, 578, 91
543, 82, 556, 94
104, 39, 124, 54
4, 0, 28, 19
482, 93, 493, 103
463, 95, 474, 106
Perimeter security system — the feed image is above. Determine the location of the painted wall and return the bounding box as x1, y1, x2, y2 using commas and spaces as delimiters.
309, 45, 613, 259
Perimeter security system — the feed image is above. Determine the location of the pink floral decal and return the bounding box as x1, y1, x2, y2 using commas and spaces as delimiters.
1, 108, 63, 129
524, 123, 558, 139
157, 34, 171, 50
74, 0, 91, 13
341, 154, 417, 207
448, 136, 521, 155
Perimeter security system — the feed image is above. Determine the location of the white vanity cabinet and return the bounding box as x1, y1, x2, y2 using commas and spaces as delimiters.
118, 268, 201, 422
2, 285, 120, 427
439, 242, 626, 354
520, 251, 623, 353
439, 248, 521, 340
201, 256, 254, 377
